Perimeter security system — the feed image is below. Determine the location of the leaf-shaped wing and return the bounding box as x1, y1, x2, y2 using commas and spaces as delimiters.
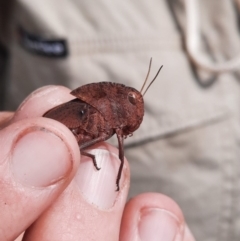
43, 99, 89, 128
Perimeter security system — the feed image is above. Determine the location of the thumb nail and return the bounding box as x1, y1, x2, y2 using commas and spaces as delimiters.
11, 128, 73, 187
74, 149, 125, 209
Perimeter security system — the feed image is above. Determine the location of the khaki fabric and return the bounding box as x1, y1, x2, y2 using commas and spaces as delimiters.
1, 0, 240, 240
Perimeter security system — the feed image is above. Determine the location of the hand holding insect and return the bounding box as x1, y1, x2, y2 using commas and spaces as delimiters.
43, 59, 163, 191
0, 82, 194, 241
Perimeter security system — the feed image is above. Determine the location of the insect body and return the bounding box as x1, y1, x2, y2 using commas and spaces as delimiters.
43, 60, 162, 191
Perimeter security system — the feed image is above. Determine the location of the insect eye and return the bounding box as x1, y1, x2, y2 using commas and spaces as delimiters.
79, 110, 85, 116
128, 92, 136, 105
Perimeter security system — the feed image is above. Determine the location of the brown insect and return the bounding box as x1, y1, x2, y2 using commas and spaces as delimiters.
43, 59, 162, 191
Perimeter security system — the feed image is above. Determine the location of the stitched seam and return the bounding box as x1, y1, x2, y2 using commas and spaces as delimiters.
68, 34, 181, 55
217, 117, 235, 241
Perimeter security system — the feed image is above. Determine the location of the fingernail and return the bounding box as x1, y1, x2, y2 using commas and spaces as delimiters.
74, 149, 123, 209
138, 208, 181, 241
11, 128, 72, 187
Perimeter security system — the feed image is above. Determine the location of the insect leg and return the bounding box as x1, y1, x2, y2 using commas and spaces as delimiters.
79, 133, 112, 172
116, 129, 124, 191
79, 133, 112, 150
81, 151, 101, 170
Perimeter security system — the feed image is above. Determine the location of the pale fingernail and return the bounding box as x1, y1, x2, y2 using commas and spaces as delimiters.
74, 149, 123, 209
12, 128, 72, 187
138, 208, 182, 241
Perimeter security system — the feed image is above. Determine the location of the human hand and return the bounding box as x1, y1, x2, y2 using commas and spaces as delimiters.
0, 86, 195, 241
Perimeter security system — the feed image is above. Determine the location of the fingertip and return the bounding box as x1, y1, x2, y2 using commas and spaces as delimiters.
0, 117, 81, 191
120, 193, 185, 241
0, 117, 80, 240
1, 117, 80, 169
11, 85, 73, 123
127, 193, 184, 222
11, 119, 80, 187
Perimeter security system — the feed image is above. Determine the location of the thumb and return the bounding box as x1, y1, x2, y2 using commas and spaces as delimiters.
0, 117, 80, 241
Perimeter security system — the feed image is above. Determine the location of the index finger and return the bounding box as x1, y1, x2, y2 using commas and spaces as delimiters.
11, 85, 74, 124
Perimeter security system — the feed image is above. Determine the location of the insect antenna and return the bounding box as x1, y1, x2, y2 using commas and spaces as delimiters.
140, 58, 152, 94
142, 65, 163, 97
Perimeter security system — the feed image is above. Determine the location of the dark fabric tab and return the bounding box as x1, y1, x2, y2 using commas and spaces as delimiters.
18, 26, 68, 58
